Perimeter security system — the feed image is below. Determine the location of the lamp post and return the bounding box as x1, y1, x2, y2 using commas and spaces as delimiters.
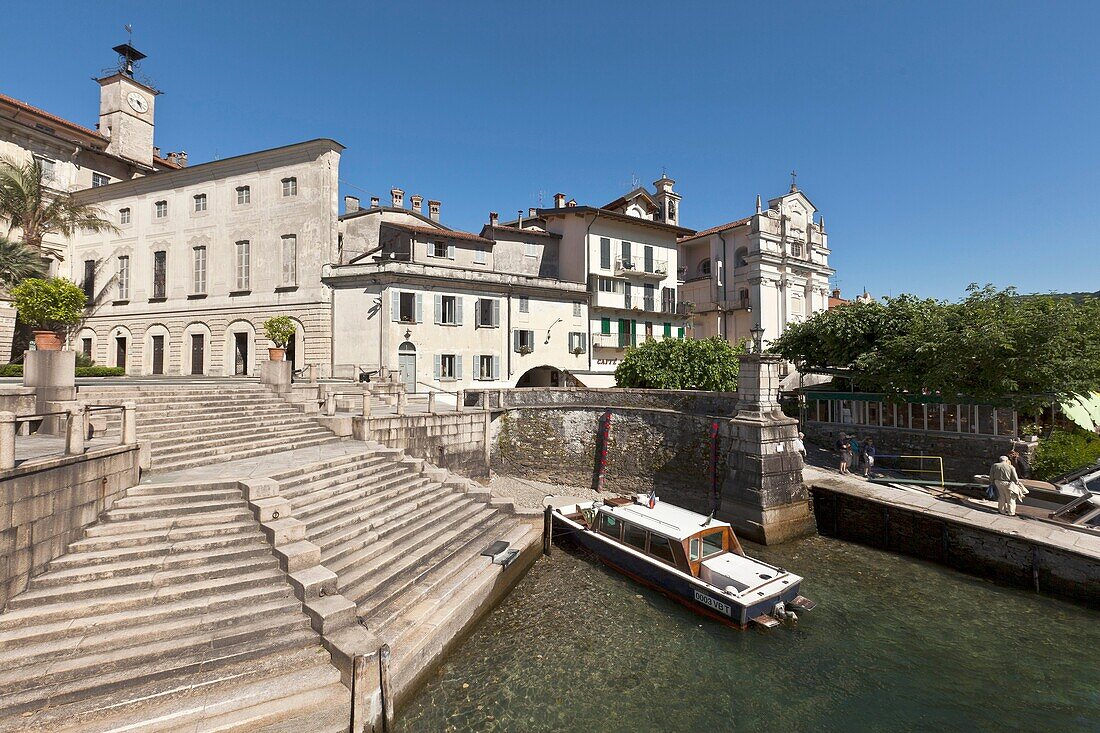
749, 324, 765, 354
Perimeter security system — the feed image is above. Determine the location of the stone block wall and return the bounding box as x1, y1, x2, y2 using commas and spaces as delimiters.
0, 444, 140, 609
355, 412, 489, 477
469, 387, 741, 417
804, 421, 1026, 481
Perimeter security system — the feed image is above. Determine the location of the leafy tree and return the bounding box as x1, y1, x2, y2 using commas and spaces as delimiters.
614, 336, 746, 391
9, 277, 86, 332
1031, 430, 1100, 480
0, 235, 48, 288
0, 156, 118, 253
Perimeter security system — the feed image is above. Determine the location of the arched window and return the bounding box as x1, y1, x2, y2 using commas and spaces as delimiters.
398, 341, 416, 354
699, 259, 711, 276
734, 247, 748, 268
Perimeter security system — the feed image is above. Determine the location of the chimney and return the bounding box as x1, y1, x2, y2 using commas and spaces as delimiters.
553, 192, 566, 208
390, 188, 404, 208
153, 146, 161, 158
517, 210, 524, 229
489, 212, 499, 227
529, 207, 536, 218
832, 288, 841, 300
410, 194, 423, 214
166, 152, 179, 166
566, 198, 577, 207
370, 196, 380, 208
428, 200, 441, 221
177, 151, 188, 167
344, 195, 360, 213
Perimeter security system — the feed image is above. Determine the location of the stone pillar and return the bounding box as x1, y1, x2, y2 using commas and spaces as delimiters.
260, 359, 293, 394
723, 353, 814, 544
0, 411, 15, 470
396, 391, 406, 416
122, 401, 137, 445
362, 393, 372, 417
66, 407, 86, 455
324, 392, 337, 417
24, 350, 75, 433
308, 364, 318, 384
456, 390, 464, 412
427, 392, 436, 414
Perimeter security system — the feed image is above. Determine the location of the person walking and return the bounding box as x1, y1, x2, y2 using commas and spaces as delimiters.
837, 434, 852, 475
862, 438, 876, 478
793, 432, 807, 460
990, 455, 1022, 516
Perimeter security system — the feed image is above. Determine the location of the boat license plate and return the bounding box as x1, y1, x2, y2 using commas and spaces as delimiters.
694, 589, 732, 616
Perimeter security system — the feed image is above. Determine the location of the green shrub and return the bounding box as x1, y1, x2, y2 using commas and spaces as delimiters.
1032, 430, 1100, 480
75, 366, 125, 377
10, 277, 86, 331
0, 364, 22, 377
262, 316, 296, 348
614, 336, 746, 391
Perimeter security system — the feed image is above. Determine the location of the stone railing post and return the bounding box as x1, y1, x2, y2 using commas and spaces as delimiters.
0, 411, 15, 470
456, 390, 464, 412
427, 392, 436, 414
122, 401, 137, 445
325, 392, 337, 416
362, 393, 372, 417
308, 364, 318, 384
396, 391, 407, 416
66, 406, 86, 456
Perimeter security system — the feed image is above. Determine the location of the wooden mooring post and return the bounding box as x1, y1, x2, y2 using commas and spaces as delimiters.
542, 504, 553, 556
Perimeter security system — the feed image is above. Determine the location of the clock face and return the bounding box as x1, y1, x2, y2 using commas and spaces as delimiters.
126, 92, 148, 114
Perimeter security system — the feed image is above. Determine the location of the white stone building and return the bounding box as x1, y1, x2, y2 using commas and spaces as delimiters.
677, 182, 834, 353
327, 195, 588, 390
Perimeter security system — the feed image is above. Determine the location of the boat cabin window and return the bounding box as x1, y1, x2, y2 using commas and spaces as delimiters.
689, 538, 701, 562
599, 513, 622, 540
648, 534, 676, 565
701, 530, 725, 559
623, 523, 647, 551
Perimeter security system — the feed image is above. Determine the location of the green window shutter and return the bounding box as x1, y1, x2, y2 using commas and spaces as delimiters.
601, 317, 611, 334
663, 322, 671, 338
677, 326, 685, 339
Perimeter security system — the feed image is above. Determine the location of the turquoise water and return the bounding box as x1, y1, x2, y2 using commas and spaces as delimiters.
396, 535, 1100, 732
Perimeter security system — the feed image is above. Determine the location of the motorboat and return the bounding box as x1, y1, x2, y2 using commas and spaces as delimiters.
548, 494, 815, 629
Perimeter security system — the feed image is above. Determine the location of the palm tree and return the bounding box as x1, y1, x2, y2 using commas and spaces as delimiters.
0, 235, 47, 288
0, 156, 118, 253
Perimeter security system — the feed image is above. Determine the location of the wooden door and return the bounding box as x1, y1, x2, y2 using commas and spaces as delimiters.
190, 334, 204, 375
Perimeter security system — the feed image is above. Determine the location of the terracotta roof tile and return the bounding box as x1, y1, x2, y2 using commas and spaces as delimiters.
385, 222, 491, 244
678, 216, 752, 243
0, 92, 107, 142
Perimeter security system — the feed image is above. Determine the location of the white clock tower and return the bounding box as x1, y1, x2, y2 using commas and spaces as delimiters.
97, 43, 157, 169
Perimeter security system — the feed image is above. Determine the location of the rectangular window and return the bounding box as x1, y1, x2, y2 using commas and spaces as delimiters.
235, 241, 250, 290
515, 329, 535, 352
568, 332, 587, 353
524, 242, 538, 257
643, 283, 656, 312
701, 530, 725, 558
573, 302, 581, 318
648, 534, 676, 565
37, 157, 56, 181
236, 186, 250, 205
192, 246, 207, 294
477, 354, 499, 380
623, 523, 647, 551
431, 241, 455, 259
152, 251, 166, 299
281, 177, 297, 197
116, 256, 129, 300
476, 298, 499, 327
81, 338, 92, 360
119, 208, 130, 225
82, 260, 95, 300
599, 237, 611, 269
474, 246, 487, 265
194, 193, 207, 212
281, 235, 297, 286
661, 287, 676, 314
518, 296, 529, 313
155, 201, 168, 219
598, 277, 614, 293
92, 172, 109, 187
399, 292, 417, 323
438, 295, 458, 325
689, 538, 701, 562
439, 354, 456, 379
598, 513, 621, 540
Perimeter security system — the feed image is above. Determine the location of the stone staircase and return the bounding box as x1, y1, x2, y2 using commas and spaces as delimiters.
268, 449, 540, 696
78, 384, 339, 472
0, 480, 349, 732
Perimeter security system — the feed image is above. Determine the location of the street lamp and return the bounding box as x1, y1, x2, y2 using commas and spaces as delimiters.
749, 324, 765, 354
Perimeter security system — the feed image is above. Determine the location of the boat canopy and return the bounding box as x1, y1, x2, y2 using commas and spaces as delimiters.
601, 499, 728, 541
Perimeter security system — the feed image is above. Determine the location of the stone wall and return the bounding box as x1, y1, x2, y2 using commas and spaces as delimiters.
811, 482, 1100, 607
0, 444, 140, 609
354, 412, 489, 477
804, 421, 1030, 481
469, 387, 741, 417
0, 387, 36, 417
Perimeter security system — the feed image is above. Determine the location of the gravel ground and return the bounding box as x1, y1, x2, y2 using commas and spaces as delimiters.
485, 474, 604, 510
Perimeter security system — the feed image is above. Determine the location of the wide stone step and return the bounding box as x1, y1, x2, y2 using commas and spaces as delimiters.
342, 504, 498, 608
122, 481, 240, 497
316, 485, 462, 567
0, 595, 303, 674
33, 542, 272, 588
303, 475, 441, 542
75, 518, 257, 547
269, 450, 382, 485
103, 392, 284, 406
103, 497, 246, 521
50, 531, 261, 569
150, 434, 339, 472
9, 554, 279, 609
149, 425, 334, 454
293, 466, 423, 521
112, 487, 243, 508
328, 494, 480, 583
285, 461, 408, 509
134, 405, 305, 427
0, 625, 320, 719
0, 582, 294, 642
281, 455, 397, 500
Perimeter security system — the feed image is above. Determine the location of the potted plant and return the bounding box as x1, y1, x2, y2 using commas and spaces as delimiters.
9, 277, 86, 350
262, 316, 296, 361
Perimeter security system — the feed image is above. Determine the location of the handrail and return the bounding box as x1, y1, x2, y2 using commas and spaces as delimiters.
415, 380, 460, 397
0, 401, 136, 470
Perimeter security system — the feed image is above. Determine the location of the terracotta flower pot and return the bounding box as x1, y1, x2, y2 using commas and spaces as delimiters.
268, 347, 286, 361
33, 330, 63, 351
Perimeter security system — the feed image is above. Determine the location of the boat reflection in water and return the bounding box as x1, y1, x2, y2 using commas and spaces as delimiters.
549, 494, 815, 629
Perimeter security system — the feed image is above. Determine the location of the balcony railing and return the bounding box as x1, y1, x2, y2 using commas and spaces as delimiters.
591, 332, 636, 349
614, 255, 668, 278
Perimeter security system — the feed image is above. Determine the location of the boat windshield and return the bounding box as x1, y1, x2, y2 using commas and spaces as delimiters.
701, 530, 724, 559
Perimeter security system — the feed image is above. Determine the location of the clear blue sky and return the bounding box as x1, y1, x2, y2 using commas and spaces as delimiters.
4, 1, 1098, 300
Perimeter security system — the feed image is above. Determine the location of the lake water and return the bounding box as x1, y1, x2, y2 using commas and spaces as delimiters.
396, 534, 1099, 732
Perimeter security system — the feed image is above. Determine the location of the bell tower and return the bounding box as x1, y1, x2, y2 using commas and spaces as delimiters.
97, 42, 157, 168
653, 175, 681, 225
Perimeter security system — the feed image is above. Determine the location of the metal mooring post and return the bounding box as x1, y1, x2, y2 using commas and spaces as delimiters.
379, 644, 394, 733
542, 504, 553, 556
595, 410, 612, 492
